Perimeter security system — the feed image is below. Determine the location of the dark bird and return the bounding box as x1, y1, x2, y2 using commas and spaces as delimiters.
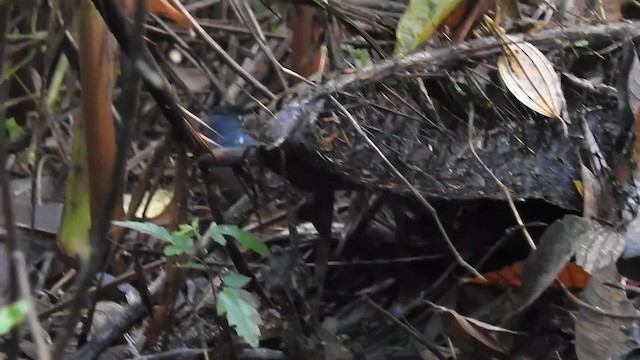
204, 105, 256, 149
204, 104, 352, 306
203, 104, 352, 197
201, 105, 257, 201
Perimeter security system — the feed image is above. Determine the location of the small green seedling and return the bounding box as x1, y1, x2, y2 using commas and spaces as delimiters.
112, 219, 269, 347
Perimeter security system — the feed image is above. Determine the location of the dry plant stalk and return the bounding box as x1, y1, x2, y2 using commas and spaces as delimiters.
467, 106, 537, 250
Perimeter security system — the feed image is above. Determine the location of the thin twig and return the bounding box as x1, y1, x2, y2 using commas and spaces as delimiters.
38, 259, 165, 320
91, 0, 213, 157
307, 254, 449, 266
0, 3, 20, 360
364, 297, 447, 360
330, 95, 483, 279
13, 251, 51, 360
558, 281, 640, 320
604, 281, 640, 294
474, 222, 548, 271
229, 0, 288, 91
167, 0, 276, 101
467, 106, 537, 250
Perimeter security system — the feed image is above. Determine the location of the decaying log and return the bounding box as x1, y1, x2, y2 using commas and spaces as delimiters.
244, 22, 640, 211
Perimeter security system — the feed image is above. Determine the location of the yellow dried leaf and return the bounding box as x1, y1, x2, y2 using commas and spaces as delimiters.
496, 35, 568, 132
574, 180, 584, 197
394, 0, 464, 58
123, 189, 173, 219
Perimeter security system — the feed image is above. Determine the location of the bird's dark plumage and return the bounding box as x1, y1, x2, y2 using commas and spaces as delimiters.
202, 105, 257, 201
205, 105, 256, 148
205, 104, 351, 195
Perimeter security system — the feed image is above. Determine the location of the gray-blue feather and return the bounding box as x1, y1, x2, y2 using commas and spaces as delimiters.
206, 105, 256, 148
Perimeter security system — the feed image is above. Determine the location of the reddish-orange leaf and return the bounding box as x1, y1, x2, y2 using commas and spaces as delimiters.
438, 0, 497, 43
120, 0, 189, 28
555, 263, 592, 289
464, 262, 591, 290
440, 0, 469, 32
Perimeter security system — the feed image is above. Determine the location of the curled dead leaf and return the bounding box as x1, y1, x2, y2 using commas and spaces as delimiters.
575, 222, 625, 274
497, 36, 567, 126
484, 16, 569, 132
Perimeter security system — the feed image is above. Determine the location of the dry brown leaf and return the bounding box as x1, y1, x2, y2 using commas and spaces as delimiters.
575, 264, 640, 359
484, 16, 569, 133
575, 222, 625, 274
627, 53, 640, 119
621, 212, 640, 260
428, 302, 518, 335
473, 215, 594, 321
428, 301, 512, 357
580, 163, 601, 219
497, 36, 567, 128
625, 50, 640, 164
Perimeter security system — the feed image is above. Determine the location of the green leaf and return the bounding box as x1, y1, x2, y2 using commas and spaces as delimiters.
341, 44, 371, 68
171, 233, 194, 250
178, 262, 209, 271
223, 272, 251, 288
573, 39, 589, 48
5, 118, 21, 140
176, 224, 194, 236
0, 301, 28, 336
164, 245, 185, 256
394, 0, 463, 58
212, 225, 269, 257
176, 218, 199, 236
112, 220, 174, 244
216, 287, 263, 347
250, 0, 267, 12
210, 227, 227, 246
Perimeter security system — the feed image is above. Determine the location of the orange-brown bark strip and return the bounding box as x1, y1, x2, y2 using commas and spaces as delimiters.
121, 0, 189, 27
79, 0, 124, 227
288, 4, 323, 79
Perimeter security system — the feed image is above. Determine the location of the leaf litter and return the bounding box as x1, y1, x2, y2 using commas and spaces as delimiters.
5, 1, 640, 359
